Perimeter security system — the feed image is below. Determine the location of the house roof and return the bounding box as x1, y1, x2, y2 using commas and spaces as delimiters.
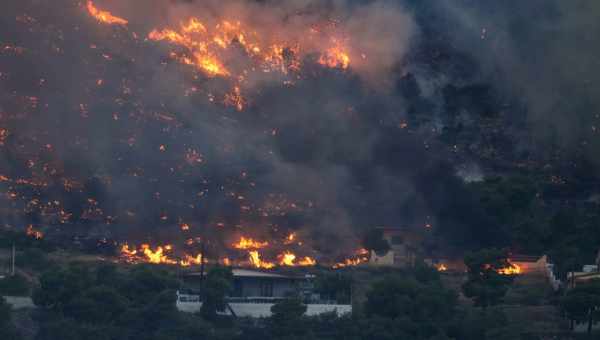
186, 268, 299, 279
231, 269, 295, 279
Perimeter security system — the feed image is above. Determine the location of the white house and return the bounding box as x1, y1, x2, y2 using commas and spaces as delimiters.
177, 268, 352, 317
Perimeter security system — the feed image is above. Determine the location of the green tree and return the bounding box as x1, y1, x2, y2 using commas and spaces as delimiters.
16, 247, 51, 271
270, 298, 308, 337
200, 266, 233, 320
314, 272, 352, 303
561, 279, 600, 333
0, 273, 30, 296
364, 275, 457, 339
33, 267, 92, 310
0, 297, 20, 340
462, 248, 515, 308
63, 286, 128, 323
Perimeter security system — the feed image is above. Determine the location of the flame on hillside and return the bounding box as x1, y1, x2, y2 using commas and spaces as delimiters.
248, 250, 276, 269
86, 1, 128, 25
233, 237, 269, 250
333, 248, 370, 269
87, 6, 353, 111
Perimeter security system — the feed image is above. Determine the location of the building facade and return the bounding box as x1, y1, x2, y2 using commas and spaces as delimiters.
178, 269, 352, 317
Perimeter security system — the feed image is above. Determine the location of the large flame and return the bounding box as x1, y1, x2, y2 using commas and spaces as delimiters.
119, 241, 321, 269
86, 1, 128, 25
248, 250, 276, 269
233, 236, 269, 250
140, 244, 177, 264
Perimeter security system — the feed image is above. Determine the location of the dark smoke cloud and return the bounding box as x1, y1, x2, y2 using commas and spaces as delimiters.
426, 0, 600, 168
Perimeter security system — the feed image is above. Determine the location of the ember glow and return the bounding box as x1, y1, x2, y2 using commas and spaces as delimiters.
497, 261, 522, 275
333, 248, 370, 269
86, 1, 128, 26
26, 225, 44, 239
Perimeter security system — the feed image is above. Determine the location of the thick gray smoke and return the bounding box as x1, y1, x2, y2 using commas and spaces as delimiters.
429, 0, 600, 166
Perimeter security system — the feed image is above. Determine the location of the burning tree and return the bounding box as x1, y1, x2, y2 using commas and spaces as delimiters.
462, 248, 517, 309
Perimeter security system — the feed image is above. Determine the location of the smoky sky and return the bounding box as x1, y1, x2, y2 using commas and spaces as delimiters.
420, 0, 600, 168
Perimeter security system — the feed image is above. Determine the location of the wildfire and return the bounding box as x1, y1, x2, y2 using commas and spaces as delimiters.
85, 6, 355, 113
146, 17, 351, 79
121, 243, 137, 256
25, 225, 44, 239
497, 261, 522, 275
180, 254, 205, 267
233, 236, 269, 250
147, 20, 232, 78
437, 264, 448, 272
248, 250, 275, 269
224, 86, 246, 111
284, 232, 297, 245
333, 248, 370, 269
279, 251, 296, 266
140, 244, 177, 264
298, 256, 317, 266
120, 243, 206, 267
86, 1, 128, 25
318, 46, 351, 69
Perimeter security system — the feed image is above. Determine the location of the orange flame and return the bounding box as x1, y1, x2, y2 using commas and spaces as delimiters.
86, 1, 128, 25
224, 86, 246, 111
497, 261, 521, 275
284, 232, 297, 245
318, 47, 350, 69
278, 251, 296, 266
233, 236, 269, 250
26, 225, 44, 239
277, 251, 316, 267
333, 248, 369, 268
298, 256, 317, 266
140, 244, 177, 264
146, 17, 351, 80
180, 253, 204, 267
248, 250, 275, 269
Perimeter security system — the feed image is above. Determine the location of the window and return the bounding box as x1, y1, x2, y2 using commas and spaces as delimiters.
233, 279, 243, 297
260, 280, 274, 297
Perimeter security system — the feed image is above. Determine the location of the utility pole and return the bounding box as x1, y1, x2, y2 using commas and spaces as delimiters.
199, 238, 206, 282
11, 242, 15, 276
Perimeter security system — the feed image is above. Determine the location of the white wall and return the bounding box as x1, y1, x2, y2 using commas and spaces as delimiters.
3, 296, 35, 309
176, 300, 352, 317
